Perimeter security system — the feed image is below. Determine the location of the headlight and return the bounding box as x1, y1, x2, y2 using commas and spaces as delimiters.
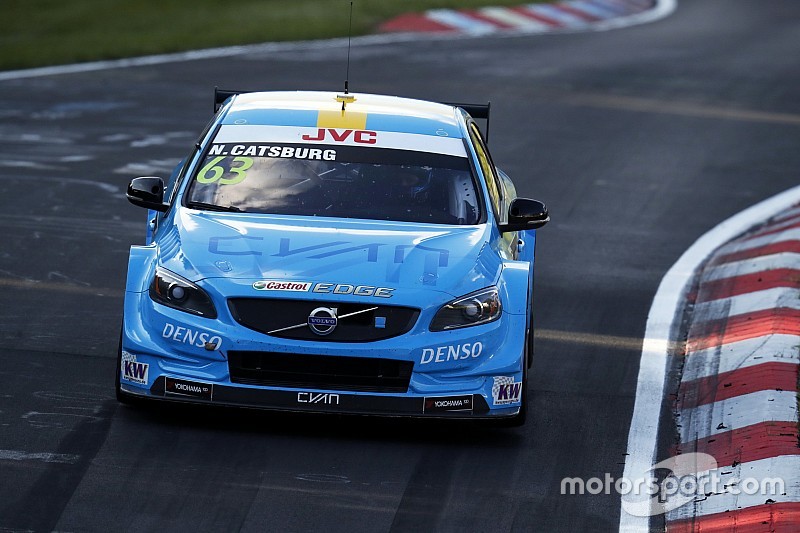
149, 267, 217, 319
430, 287, 502, 331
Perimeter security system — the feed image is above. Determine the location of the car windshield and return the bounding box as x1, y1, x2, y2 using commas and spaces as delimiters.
185, 138, 482, 225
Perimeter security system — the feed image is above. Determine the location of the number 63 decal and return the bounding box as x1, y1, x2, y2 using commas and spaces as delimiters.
197, 156, 253, 185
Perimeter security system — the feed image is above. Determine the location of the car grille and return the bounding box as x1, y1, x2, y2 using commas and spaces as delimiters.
227, 298, 419, 342
228, 351, 414, 392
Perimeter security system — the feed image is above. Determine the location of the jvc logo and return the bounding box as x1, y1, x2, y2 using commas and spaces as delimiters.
301, 128, 377, 144
297, 392, 340, 405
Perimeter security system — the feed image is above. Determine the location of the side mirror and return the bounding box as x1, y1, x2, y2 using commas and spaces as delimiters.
498, 197, 549, 233
127, 177, 169, 212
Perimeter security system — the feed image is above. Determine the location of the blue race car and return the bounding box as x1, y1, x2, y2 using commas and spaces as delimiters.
119, 89, 548, 425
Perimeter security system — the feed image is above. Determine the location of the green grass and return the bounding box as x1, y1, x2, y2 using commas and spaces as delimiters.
1, 0, 546, 71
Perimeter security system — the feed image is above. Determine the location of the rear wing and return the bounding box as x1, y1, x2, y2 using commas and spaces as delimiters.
443, 101, 491, 143
213, 88, 492, 143
214, 87, 241, 112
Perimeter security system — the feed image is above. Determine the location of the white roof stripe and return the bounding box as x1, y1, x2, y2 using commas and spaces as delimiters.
213, 125, 467, 157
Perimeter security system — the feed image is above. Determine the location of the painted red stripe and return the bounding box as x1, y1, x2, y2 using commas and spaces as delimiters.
687, 308, 800, 352
673, 422, 799, 468
745, 219, 800, 241
508, 6, 563, 26
711, 240, 800, 266
678, 361, 799, 409
460, 9, 516, 29
550, 4, 602, 21
378, 13, 457, 33
696, 268, 800, 303
667, 501, 800, 532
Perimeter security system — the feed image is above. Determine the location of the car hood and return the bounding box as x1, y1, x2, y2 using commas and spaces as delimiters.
157, 210, 502, 297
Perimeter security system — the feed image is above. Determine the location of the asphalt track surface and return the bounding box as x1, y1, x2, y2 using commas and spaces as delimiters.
0, 1, 798, 531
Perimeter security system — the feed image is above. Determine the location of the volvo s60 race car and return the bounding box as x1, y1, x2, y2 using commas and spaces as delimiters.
119, 89, 548, 425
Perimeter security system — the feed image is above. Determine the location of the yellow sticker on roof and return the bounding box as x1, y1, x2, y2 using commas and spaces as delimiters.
316, 109, 368, 130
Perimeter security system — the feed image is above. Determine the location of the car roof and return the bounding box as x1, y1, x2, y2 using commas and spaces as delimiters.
221, 91, 466, 139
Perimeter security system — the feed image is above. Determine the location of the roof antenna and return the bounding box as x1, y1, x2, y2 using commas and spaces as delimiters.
337, 1, 356, 111
345, 1, 353, 95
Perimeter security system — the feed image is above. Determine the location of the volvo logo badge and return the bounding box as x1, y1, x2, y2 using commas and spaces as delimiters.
307, 307, 338, 336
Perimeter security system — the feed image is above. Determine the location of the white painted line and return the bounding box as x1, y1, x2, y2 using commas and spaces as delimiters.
678, 389, 798, 443
619, 182, 800, 533
771, 205, 800, 223
0, 449, 81, 464
592, 0, 676, 32
701, 252, 800, 281
0, 1, 677, 83
479, 7, 550, 30
746, 214, 800, 236
628, 0, 655, 7
426, 9, 500, 35
600, 0, 641, 14
692, 287, 800, 318
525, 4, 587, 25
665, 455, 800, 521
683, 334, 800, 381
569, 0, 618, 19
716, 228, 800, 256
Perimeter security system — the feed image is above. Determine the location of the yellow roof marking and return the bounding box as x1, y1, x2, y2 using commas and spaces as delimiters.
317, 109, 368, 130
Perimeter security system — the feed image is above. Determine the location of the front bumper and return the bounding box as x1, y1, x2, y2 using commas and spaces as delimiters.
120, 288, 526, 419
120, 375, 518, 418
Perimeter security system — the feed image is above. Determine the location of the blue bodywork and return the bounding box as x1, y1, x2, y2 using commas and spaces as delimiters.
119, 91, 542, 420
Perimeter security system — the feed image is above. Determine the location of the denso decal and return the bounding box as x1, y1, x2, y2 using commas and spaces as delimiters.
253, 280, 312, 292
121, 351, 149, 385
491, 376, 522, 405
301, 128, 377, 144
420, 342, 483, 365
162, 323, 222, 349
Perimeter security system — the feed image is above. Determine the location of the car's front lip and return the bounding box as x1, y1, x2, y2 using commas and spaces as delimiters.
119, 375, 524, 419
121, 277, 527, 418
